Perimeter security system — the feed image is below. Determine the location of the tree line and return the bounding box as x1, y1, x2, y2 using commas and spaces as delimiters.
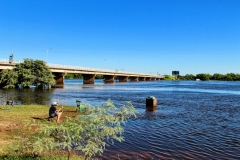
167, 73, 240, 81
65, 73, 103, 79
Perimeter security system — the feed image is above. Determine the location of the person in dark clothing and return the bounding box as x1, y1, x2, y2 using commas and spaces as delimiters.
49, 102, 63, 123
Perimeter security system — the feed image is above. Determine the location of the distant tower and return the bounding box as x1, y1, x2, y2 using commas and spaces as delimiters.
9, 52, 14, 63
172, 71, 179, 80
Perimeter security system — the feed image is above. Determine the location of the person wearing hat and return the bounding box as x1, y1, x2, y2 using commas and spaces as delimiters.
49, 102, 63, 123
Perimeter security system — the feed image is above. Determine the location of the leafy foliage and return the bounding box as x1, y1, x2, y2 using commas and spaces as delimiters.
65, 73, 83, 79
163, 75, 175, 80
65, 74, 103, 79
14, 59, 55, 88
211, 73, 223, 81
95, 74, 103, 79
0, 69, 18, 88
13, 100, 137, 159
181, 74, 195, 80
196, 73, 211, 81
0, 59, 55, 88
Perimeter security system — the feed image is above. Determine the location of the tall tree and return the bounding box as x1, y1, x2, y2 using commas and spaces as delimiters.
14, 59, 56, 88
31, 60, 56, 88
0, 59, 56, 88
0, 69, 18, 88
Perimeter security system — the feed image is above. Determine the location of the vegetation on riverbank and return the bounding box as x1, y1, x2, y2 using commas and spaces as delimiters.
65, 73, 103, 79
0, 100, 137, 160
164, 73, 240, 81
0, 59, 55, 89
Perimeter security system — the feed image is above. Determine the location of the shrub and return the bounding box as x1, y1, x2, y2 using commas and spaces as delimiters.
12, 100, 138, 160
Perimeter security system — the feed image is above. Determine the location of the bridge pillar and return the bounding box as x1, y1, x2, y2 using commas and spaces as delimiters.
129, 76, 138, 82
146, 77, 152, 81
152, 78, 156, 81
82, 74, 96, 84
118, 76, 129, 82
139, 77, 146, 81
53, 72, 66, 85
103, 75, 115, 83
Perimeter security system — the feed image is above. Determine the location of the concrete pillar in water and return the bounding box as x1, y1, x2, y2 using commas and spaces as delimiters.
82, 74, 96, 84
118, 76, 129, 82
103, 75, 115, 83
129, 76, 138, 82
139, 77, 146, 81
53, 72, 66, 85
146, 77, 152, 81
146, 96, 157, 111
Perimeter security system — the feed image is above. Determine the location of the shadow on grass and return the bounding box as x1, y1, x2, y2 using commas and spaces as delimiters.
31, 109, 79, 123
31, 117, 49, 121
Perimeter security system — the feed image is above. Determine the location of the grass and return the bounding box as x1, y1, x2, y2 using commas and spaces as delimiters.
0, 104, 84, 160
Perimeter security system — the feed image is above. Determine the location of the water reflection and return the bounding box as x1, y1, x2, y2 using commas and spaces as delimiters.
0, 88, 54, 105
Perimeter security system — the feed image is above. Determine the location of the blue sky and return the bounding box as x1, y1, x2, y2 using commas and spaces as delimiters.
0, 0, 239, 75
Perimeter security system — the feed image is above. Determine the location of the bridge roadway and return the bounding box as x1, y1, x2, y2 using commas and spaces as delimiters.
0, 60, 164, 85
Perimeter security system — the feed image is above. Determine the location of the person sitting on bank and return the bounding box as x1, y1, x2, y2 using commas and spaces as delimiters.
49, 102, 63, 123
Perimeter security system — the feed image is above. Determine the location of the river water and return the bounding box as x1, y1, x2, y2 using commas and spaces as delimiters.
0, 80, 240, 159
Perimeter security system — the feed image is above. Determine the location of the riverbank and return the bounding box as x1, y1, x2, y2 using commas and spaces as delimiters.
0, 104, 84, 160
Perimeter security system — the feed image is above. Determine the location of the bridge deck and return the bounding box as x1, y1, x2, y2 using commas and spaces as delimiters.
0, 60, 164, 78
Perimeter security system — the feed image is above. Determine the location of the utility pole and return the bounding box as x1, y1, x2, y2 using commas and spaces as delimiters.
47, 48, 52, 64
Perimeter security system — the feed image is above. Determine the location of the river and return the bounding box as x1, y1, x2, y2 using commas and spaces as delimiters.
0, 80, 240, 159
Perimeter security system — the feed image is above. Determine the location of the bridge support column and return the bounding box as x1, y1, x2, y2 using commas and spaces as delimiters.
82, 74, 96, 84
152, 78, 156, 81
53, 72, 66, 85
118, 76, 128, 82
146, 77, 152, 81
139, 77, 146, 81
129, 76, 138, 82
103, 75, 115, 83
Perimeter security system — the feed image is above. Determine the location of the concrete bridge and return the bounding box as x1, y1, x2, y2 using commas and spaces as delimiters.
0, 59, 164, 85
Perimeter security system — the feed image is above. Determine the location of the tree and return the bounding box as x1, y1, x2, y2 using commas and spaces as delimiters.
0, 69, 18, 88
65, 73, 75, 79
95, 74, 103, 79
163, 75, 175, 80
74, 74, 83, 79
184, 74, 195, 80
14, 100, 138, 159
14, 59, 56, 88
65, 73, 83, 79
196, 73, 211, 81
234, 73, 240, 81
212, 73, 224, 80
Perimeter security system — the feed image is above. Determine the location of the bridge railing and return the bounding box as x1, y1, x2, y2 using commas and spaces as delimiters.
48, 63, 161, 77
0, 58, 21, 64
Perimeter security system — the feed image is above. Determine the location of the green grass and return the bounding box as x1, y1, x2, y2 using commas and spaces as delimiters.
0, 104, 84, 160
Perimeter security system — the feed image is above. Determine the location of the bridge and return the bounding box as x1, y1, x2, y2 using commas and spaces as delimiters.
0, 59, 164, 85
